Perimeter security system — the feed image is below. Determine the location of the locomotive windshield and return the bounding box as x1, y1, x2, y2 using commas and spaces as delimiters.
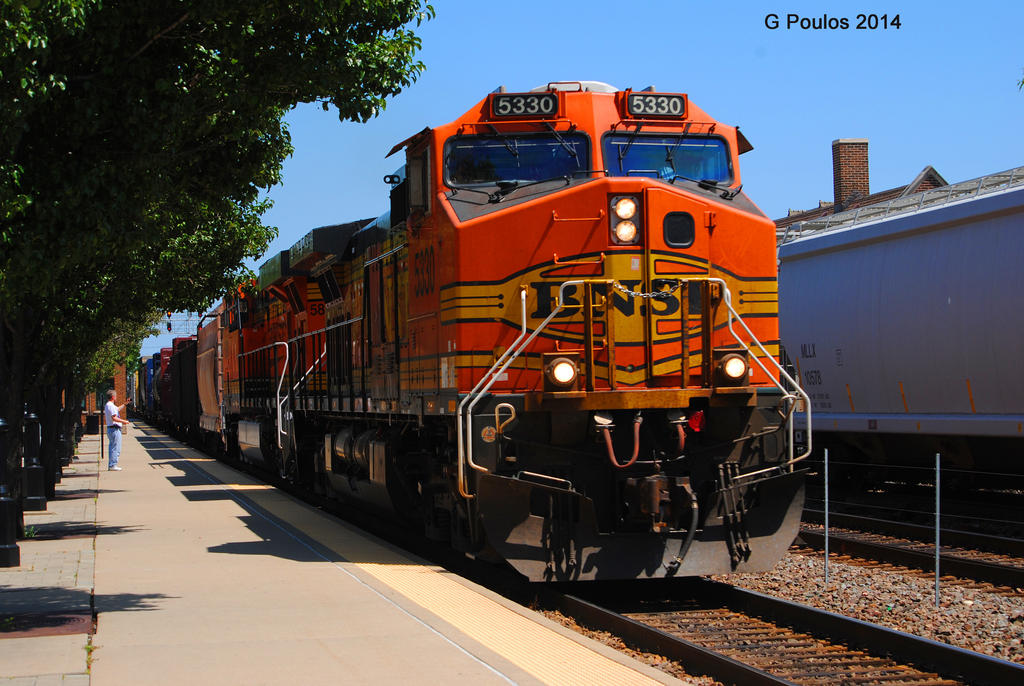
444, 133, 590, 185
602, 133, 732, 183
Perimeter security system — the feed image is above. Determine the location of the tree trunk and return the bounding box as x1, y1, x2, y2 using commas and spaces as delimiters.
38, 382, 62, 500
0, 306, 30, 536
59, 372, 81, 467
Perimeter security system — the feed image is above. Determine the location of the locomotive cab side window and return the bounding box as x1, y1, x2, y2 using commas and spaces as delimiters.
408, 149, 430, 214
602, 133, 732, 184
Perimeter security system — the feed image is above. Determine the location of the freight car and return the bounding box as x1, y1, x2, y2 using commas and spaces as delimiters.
168, 336, 199, 439
150, 347, 171, 420
778, 167, 1024, 477
137, 356, 154, 415
140, 355, 158, 418
188, 81, 810, 581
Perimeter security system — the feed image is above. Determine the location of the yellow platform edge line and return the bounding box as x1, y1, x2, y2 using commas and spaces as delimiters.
355, 562, 660, 686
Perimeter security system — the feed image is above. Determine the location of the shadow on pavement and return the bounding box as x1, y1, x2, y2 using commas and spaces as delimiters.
27, 521, 144, 540
206, 515, 331, 563
135, 430, 422, 568
0, 586, 173, 615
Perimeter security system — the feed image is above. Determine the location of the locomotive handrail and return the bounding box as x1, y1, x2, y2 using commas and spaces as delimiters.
551, 251, 605, 265
273, 342, 290, 449
704, 277, 813, 474
516, 471, 573, 490
457, 117, 577, 133
551, 210, 606, 223
363, 242, 406, 268
457, 287, 529, 499
495, 402, 516, 435
237, 340, 290, 449
292, 343, 328, 394
282, 316, 362, 343
457, 282, 584, 499
321, 315, 363, 334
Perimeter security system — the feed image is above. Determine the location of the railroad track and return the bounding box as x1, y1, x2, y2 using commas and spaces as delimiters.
799, 511, 1024, 591
803, 492, 1024, 541
538, 578, 1024, 686
802, 510, 1024, 557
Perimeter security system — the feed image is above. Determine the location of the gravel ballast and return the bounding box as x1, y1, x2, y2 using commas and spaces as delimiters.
544, 549, 1024, 684
717, 550, 1024, 664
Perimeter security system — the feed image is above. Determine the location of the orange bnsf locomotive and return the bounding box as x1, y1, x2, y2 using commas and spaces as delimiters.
195, 81, 810, 581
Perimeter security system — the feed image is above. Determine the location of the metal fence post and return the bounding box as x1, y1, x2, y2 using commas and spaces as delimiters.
824, 448, 830, 589
935, 452, 941, 608
0, 418, 20, 566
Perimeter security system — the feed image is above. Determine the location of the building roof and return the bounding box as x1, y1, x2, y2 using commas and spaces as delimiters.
779, 165, 1024, 246
775, 165, 947, 231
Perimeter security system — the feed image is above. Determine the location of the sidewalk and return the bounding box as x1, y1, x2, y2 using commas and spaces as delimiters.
0, 434, 99, 685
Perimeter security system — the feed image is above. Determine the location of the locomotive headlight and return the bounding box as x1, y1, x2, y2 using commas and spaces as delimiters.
552, 360, 577, 385
714, 349, 750, 387
614, 220, 638, 243
723, 355, 748, 380
613, 197, 637, 220
610, 196, 641, 245
543, 353, 581, 391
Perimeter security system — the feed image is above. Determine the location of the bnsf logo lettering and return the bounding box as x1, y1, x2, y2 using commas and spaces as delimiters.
529, 280, 682, 319
412, 246, 435, 297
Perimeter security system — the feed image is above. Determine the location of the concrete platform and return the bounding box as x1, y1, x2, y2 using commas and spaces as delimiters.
4, 423, 686, 685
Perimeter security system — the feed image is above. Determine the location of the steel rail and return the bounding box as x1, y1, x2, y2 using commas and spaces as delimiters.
714, 580, 1024, 686
798, 528, 1024, 589
537, 588, 795, 686
539, 578, 1024, 686
803, 508, 1024, 557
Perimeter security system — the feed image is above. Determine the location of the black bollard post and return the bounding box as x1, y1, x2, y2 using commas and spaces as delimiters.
59, 433, 72, 467
54, 433, 65, 485
22, 408, 46, 512
0, 418, 20, 566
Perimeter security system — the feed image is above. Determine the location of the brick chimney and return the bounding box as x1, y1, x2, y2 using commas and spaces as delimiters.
832, 138, 869, 209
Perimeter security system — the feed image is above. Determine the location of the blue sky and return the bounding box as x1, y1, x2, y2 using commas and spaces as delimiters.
141, 0, 1023, 355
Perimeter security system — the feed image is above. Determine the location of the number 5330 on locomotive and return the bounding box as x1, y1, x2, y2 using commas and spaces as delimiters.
205, 81, 812, 582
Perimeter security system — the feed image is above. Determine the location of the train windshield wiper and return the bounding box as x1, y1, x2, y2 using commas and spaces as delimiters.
488, 169, 601, 203
615, 123, 643, 172
668, 174, 742, 200
668, 173, 718, 190
663, 124, 692, 173
489, 176, 559, 203
486, 124, 519, 157
447, 182, 494, 200
544, 122, 579, 160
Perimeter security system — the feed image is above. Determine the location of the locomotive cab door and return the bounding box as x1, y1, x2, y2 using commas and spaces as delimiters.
643, 186, 712, 384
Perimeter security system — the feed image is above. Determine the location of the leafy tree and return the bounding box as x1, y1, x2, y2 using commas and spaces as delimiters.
1, 1, 432, 510
29, 313, 160, 500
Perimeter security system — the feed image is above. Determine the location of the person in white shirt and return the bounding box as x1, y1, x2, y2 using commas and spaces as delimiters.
103, 389, 130, 470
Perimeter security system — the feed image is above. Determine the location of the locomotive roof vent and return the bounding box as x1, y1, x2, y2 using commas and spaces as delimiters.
530, 80, 618, 93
